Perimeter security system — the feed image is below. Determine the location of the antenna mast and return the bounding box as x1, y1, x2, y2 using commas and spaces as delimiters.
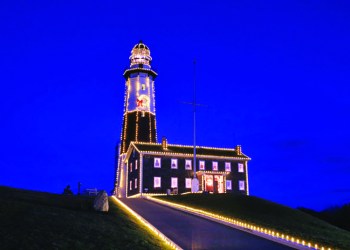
191, 59, 199, 192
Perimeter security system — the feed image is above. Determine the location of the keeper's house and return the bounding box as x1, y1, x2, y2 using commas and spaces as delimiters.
123, 139, 250, 197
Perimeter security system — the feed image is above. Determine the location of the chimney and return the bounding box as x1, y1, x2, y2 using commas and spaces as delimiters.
235, 145, 242, 155
162, 137, 168, 150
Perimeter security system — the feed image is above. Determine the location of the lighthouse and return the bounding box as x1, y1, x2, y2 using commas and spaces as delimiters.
120, 41, 158, 153
115, 41, 158, 197
114, 42, 250, 198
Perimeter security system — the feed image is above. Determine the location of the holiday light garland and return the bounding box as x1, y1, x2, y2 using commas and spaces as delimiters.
147, 196, 333, 250
111, 197, 181, 250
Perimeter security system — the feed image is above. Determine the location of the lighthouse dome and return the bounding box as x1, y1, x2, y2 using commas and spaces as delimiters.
129, 40, 152, 67
132, 41, 150, 50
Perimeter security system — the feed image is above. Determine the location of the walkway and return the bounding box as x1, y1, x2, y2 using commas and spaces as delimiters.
121, 198, 293, 250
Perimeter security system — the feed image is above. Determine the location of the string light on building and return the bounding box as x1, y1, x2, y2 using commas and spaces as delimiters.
114, 42, 250, 200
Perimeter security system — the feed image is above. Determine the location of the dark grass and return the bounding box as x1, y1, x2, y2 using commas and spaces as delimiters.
157, 194, 350, 250
299, 205, 350, 232
0, 186, 170, 250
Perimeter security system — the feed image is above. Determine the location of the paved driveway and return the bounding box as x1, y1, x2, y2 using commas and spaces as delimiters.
121, 198, 293, 250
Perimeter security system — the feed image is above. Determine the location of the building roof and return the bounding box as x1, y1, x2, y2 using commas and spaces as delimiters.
128, 142, 250, 160
132, 40, 149, 50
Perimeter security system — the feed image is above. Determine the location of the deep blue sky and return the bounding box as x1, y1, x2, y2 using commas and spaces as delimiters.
1, 0, 349, 211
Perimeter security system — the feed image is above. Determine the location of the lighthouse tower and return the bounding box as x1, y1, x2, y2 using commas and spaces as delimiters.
120, 41, 158, 153
115, 41, 158, 196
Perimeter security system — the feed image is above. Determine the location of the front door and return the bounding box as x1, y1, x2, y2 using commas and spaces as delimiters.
204, 175, 213, 192
204, 175, 225, 193
214, 175, 224, 193
213, 178, 218, 193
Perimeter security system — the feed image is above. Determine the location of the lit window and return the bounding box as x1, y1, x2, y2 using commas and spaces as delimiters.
238, 163, 244, 173
154, 158, 161, 168
185, 178, 192, 188
199, 160, 205, 170
171, 159, 178, 169
171, 177, 178, 188
185, 159, 192, 170
154, 177, 161, 188
141, 84, 146, 90
135, 160, 138, 170
225, 162, 231, 172
129, 180, 132, 190
226, 180, 232, 190
239, 180, 245, 191
212, 161, 218, 171
135, 178, 138, 189
130, 162, 132, 172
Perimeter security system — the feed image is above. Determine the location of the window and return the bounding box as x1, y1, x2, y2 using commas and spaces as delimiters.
226, 180, 232, 190
154, 158, 161, 168
135, 178, 138, 189
239, 180, 245, 191
225, 162, 231, 172
238, 163, 244, 173
212, 161, 218, 171
135, 160, 138, 170
171, 177, 178, 188
130, 162, 132, 172
185, 178, 192, 188
199, 160, 205, 170
129, 180, 132, 190
154, 177, 161, 188
171, 159, 178, 169
141, 84, 146, 90
185, 159, 192, 170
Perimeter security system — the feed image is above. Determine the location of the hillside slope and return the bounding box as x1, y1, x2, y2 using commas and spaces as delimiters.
0, 186, 170, 250
158, 194, 350, 250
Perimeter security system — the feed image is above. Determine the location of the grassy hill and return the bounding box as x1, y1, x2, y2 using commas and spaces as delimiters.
0, 186, 170, 250
299, 205, 350, 232
157, 194, 350, 250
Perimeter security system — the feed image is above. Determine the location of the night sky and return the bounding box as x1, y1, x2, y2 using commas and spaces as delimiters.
1, 1, 350, 211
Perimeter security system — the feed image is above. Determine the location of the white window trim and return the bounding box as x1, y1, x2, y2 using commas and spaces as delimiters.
171, 177, 178, 188
154, 158, 161, 168
225, 162, 231, 172
212, 161, 218, 171
185, 178, 192, 188
185, 159, 192, 170
171, 159, 178, 169
226, 180, 232, 190
154, 177, 161, 188
199, 160, 205, 170
238, 163, 244, 173
239, 180, 245, 191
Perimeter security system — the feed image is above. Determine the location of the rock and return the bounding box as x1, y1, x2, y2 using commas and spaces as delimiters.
93, 191, 109, 212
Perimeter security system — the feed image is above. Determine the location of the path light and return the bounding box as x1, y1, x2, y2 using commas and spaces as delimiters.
147, 196, 333, 250
111, 197, 181, 250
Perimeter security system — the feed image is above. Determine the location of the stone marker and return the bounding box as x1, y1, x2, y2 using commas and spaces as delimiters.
93, 190, 109, 212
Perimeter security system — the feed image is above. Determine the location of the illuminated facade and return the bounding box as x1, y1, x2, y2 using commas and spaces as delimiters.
115, 42, 250, 198
120, 41, 157, 154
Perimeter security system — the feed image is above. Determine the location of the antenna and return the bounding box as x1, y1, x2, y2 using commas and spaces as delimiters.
193, 59, 197, 177
180, 59, 207, 193
191, 59, 199, 193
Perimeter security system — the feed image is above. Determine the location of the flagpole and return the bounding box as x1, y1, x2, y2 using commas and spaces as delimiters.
192, 59, 199, 193
193, 59, 197, 177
